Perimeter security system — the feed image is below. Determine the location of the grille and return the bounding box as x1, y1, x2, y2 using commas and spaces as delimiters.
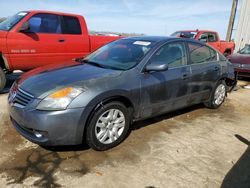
9, 86, 34, 108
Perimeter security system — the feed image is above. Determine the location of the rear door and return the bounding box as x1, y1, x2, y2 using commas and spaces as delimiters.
140, 41, 191, 118
7, 13, 66, 70
187, 42, 221, 104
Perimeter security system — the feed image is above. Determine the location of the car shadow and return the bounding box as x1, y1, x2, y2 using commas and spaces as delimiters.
0, 72, 22, 94
132, 104, 204, 131
221, 135, 250, 188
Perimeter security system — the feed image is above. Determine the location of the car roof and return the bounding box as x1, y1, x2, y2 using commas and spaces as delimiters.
25, 10, 82, 17
123, 36, 183, 43
123, 36, 205, 45
175, 30, 217, 33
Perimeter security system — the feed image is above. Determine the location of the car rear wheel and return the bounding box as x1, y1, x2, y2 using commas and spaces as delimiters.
0, 67, 6, 91
204, 81, 227, 109
86, 102, 131, 151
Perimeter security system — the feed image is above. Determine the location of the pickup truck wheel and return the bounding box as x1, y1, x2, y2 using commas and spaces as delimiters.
0, 68, 6, 91
223, 51, 231, 57
86, 101, 130, 151
204, 81, 227, 109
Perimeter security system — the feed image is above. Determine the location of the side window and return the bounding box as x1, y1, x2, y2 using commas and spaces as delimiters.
209, 48, 218, 61
199, 33, 208, 41
188, 43, 218, 64
199, 32, 217, 42
149, 42, 187, 68
207, 33, 217, 42
62, 16, 81, 35
28, 13, 61, 34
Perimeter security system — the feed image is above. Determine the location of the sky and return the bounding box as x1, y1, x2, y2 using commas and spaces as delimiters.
0, 0, 241, 39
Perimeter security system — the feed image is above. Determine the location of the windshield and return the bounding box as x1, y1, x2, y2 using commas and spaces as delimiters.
171, 31, 198, 39
239, 45, 250, 54
83, 39, 156, 70
0, 11, 29, 31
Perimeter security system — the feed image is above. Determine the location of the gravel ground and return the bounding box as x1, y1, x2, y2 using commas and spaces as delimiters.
0, 76, 250, 188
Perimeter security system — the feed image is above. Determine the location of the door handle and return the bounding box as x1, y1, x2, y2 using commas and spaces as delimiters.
214, 66, 219, 71
182, 74, 189, 80
58, 39, 65, 43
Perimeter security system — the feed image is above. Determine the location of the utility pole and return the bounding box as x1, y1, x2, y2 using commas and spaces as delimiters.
226, 0, 238, 41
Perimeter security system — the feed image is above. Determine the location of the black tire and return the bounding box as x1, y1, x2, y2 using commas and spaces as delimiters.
86, 101, 131, 151
0, 67, 6, 91
204, 80, 227, 109
223, 50, 231, 57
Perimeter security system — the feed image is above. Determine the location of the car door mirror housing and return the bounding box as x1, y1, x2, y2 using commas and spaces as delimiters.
145, 63, 168, 72
19, 22, 30, 33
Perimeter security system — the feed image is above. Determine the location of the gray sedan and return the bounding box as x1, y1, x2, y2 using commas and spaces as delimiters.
8, 36, 236, 151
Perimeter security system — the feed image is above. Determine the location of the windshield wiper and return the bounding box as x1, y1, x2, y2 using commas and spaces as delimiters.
82, 59, 107, 69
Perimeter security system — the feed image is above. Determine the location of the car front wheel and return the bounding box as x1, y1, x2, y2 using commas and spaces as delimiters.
204, 81, 227, 109
86, 102, 131, 151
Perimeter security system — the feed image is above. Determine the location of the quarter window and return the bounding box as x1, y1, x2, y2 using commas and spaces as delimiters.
62, 16, 81, 34
28, 13, 61, 34
188, 43, 218, 64
149, 42, 187, 68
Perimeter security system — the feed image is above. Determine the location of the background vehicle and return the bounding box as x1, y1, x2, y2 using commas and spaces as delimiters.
229, 44, 250, 77
171, 30, 235, 57
0, 10, 122, 90
8, 36, 236, 151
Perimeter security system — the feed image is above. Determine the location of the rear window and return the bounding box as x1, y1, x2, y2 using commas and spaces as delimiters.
62, 16, 82, 35
171, 31, 198, 39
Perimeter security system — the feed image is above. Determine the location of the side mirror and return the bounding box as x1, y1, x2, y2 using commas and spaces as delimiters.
199, 38, 208, 43
145, 63, 168, 72
19, 22, 30, 33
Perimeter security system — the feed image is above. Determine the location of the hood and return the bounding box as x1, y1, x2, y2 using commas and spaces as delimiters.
229, 53, 250, 65
17, 62, 122, 98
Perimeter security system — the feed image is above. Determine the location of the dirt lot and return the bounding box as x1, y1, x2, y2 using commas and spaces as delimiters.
0, 77, 250, 188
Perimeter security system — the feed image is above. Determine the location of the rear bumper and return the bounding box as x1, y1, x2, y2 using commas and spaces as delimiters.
235, 70, 250, 77
9, 105, 90, 146
233, 63, 250, 77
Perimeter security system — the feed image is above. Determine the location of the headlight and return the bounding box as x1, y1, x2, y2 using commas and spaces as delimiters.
37, 87, 84, 111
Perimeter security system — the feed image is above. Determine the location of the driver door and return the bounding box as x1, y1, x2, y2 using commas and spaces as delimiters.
7, 13, 66, 70
140, 41, 191, 118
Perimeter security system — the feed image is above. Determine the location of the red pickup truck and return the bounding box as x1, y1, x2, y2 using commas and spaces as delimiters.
171, 30, 235, 57
0, 10, 122, 90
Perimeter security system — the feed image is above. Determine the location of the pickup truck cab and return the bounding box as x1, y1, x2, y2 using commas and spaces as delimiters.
0, 10, 122, 91
171, 30, 235, 57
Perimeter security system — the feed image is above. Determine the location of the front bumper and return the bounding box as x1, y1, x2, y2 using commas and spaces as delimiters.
9, 105, 90, 146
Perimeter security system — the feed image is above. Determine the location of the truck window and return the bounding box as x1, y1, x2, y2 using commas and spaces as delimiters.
28, 13, 61, 34
188, 42, 217, 64
62, 16, 82, 35
199, 33, 217, 42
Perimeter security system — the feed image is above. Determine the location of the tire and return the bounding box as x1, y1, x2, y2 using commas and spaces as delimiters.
86, 101, 131, 151
0, 67, 6, 91
223, 51, 231, 57
204, 80, 227, 109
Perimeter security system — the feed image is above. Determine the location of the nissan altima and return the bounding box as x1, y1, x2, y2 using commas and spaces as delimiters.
8, 36, 236, 151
